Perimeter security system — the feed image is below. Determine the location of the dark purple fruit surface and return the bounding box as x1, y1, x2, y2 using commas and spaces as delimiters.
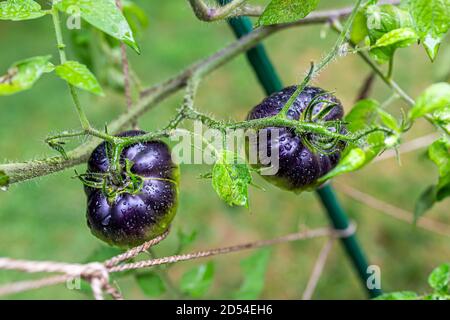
85, 130, 179, 247
247, 86, 345, 192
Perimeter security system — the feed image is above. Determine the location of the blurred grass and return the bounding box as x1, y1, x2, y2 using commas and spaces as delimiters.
0, 0, 449, 300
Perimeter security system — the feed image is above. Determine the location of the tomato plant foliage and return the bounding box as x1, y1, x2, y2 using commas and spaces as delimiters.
0, 0, 449, 299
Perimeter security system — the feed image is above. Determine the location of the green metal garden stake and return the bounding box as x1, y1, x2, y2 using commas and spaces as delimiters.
217, 0, 382, 298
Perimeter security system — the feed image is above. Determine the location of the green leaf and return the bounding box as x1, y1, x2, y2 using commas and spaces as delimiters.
372, 27, 418, 48
345, 99, 380, 133
0, 0, 46, 21
432, 106, 450, 131
55, 61, 104, 96
233, 249, 271, 300
436, 173, 450, 201
377, 108, 401, 132
409, 82, 450, 120
346, 98, 400, 133
365, 131, 386, 162
429, 138, 450, 177
180, 262, 214, 298
55, 0, 140, 53
176, 229, 197, 254
211, 151, 252, 207
0, 170, 9, 191
257, 0, 319, 26
319, 148, 366, 182
414, 185, 437, 221
136, 272, 166, 297
415, 138, 450, 218
366, 4, 414, 40
375, 291, 418, 300
365, 4, 415, 63
428, 263, 450, 293
0, 55, 53, 96
408, 0, 450, 61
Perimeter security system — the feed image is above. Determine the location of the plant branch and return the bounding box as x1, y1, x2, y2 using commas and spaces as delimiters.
188, 0, 255, 21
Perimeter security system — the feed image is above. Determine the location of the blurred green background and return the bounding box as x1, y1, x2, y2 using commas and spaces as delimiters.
0, 0, 449, 299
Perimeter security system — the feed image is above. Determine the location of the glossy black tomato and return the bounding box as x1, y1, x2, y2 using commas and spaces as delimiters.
246, 86, 346, 192
85, 130, 179, 247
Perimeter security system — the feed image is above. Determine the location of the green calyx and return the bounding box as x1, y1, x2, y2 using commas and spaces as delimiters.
76, 158, 144, 202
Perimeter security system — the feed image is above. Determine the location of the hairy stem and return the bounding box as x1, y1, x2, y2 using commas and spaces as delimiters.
188, 0, 250, 21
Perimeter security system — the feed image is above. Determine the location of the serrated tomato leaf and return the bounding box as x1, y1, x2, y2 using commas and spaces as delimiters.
212, 151, 252, 207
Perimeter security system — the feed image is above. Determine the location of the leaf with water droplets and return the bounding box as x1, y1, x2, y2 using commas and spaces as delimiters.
55, 0, 140, 54
0, 55, 54, 96
408, 0, 450, 61
409, 82, 450, 120
372, 27, 418, 49
55, 60, 104, 96
211, 151, 252, 207
0, 0, 46, 21
257, 0, 319, 26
